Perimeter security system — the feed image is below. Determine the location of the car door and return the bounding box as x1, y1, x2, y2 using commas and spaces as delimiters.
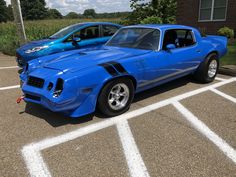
163, 29, 202, 73
139, 29, 202, 89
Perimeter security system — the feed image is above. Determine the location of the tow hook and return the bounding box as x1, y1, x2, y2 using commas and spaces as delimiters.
16, 96, 25, 104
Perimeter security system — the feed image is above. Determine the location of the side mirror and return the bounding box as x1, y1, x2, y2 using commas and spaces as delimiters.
72, 37, 81, 47
72, 37, 81, 42
166, 44, 176, 51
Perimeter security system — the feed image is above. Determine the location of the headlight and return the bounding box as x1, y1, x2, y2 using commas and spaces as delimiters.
25, 46, 49, 54
53, 78, 64, 98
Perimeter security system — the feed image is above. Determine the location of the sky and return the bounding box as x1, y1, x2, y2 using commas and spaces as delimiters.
5, 0, 133, 15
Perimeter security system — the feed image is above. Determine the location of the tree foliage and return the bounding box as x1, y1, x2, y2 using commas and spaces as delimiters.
0, 0, 8, 22
6, 5, 14, 21
65, 12, 80, 19
140, 16, 162, 24
83, 9, 96, 18
47, 9, 63, 19
20, 0, 48, 20
128, 0, 177, 24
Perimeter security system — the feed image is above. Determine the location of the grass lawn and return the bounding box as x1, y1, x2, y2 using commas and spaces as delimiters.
220, 44, 236, 66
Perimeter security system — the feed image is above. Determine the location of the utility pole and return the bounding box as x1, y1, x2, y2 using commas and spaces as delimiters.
11, 0, 27, 45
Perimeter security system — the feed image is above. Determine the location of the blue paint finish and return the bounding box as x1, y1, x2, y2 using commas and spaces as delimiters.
16, 22, 122, 66
20, 24, 228, 118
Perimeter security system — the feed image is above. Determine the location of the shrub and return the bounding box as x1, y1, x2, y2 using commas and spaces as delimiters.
217, 27, 234, 39
140, 16, 163, 24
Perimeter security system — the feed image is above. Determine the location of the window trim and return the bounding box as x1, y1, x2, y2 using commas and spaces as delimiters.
161, 29, 197, 51
198, 0, 228, 22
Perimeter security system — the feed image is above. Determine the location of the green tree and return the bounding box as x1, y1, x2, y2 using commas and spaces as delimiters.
128, 0, 176, 24
65, 12, 79, 19
6, 5, 14, 21
47, 9, 63, 19
83, 9, 96, 18
20, 0, 48, 20
0, 0, 8, 22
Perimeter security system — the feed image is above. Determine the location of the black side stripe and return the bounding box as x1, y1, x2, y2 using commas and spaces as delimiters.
98, 63, 119, 76
107, 61, 128, 74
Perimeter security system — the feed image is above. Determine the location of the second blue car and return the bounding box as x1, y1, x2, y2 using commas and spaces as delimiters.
16, 22, 122, 66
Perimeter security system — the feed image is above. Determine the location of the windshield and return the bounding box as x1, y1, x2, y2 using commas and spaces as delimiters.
106, 28, 160, 50
50, 24, 84, 39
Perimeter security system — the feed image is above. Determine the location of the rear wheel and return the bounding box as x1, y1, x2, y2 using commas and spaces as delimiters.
97, 78, 134, 117
194, 53, 219, 83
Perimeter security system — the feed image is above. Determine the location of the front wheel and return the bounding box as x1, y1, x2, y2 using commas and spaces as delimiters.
194, 53, 219, 83
97, 78, 134, 117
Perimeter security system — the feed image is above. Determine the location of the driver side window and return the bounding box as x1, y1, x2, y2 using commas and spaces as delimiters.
162, 29, 195, 50
65, 25, 99, 42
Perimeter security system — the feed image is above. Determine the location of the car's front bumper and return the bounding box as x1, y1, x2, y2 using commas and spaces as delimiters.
22, 84, 79, 113
21, 78, 100, 118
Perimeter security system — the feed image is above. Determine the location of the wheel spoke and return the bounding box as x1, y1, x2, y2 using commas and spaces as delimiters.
119, 92, 127, 97
116, 85, 121, 93
109, 97, 115, 103
110, 91, 116, 95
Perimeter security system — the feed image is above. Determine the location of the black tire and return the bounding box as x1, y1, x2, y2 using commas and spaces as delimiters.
97, 78, 134, 117
194, 53, 219, 83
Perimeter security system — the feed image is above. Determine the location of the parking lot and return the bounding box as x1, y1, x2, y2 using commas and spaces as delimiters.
0, 53, 236, 177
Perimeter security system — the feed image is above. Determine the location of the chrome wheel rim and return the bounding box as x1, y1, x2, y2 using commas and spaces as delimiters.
108, 83, 129, 110
208, 60, 217, 78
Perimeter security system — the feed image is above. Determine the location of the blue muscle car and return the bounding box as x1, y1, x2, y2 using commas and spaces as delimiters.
16, 22, 122, 66
20, 24, 228, 118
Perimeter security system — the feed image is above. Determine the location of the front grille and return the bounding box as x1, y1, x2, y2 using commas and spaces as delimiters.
25, 94, 41, 101
27, 76, 45, 88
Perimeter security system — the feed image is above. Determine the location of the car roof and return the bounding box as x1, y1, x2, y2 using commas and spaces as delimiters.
72, 22, 122, 27
122, 24, 196, 31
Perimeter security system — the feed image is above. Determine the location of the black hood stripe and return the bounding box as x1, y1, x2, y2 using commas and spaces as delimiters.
107, 61, 128, 74
99, 61, 128, 77
98, 63, 119, 76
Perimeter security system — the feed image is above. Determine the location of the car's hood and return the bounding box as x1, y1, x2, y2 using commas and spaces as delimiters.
43, 46, 151, 73
18, 39, 54, 51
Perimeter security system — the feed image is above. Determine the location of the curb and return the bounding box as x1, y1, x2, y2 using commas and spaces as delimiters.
219, 65, 236, 76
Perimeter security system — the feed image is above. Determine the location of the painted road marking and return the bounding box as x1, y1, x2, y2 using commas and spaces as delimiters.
21, 77, 236, 177
22, 144, 52, 177
0, 85, 20, 91
173, 101, 236, 164
210, 88, 236, 103
215, 77, 226, 81
0, 66, 18, 70
117, 120, 150, 177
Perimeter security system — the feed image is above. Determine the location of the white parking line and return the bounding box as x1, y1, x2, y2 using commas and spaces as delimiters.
210, 88, 236, 103
0, 85, 20, 91
173, 101, 236, 164
22, 145, 52, 177
21, 77, 236, 177
0, 66, 18, 70
117, 120, 150, 177
215, 77, 226, 81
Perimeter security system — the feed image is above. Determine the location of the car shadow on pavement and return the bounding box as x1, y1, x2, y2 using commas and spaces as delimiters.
23, 103, 94, 127
22, 75, 203, 127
